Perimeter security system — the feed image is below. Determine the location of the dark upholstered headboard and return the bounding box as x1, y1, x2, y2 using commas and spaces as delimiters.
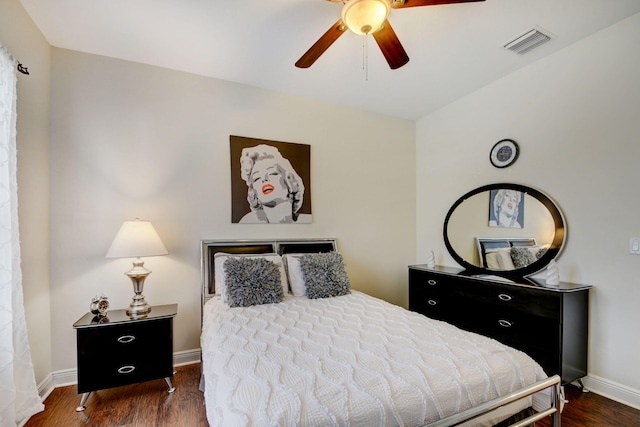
200, 238, 338, 306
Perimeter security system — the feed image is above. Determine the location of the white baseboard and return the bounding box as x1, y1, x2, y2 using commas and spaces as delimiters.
37, 373, 55, 402
51, 368, 80, 388
582, 374, 640, 411
173, 348, 201, 367
43, 349, 202, 398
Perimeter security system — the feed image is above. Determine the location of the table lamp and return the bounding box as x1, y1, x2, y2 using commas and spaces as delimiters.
106, 219, 168, 317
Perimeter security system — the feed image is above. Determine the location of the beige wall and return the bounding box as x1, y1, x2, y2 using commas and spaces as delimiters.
416, 13, 640, 406
48, 48, 416, 372
0, 0, 52, 384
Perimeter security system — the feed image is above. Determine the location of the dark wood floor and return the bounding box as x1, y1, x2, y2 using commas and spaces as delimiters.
25, 364, 207, 427
25, 364, 640, 426
536, 383, 640, 427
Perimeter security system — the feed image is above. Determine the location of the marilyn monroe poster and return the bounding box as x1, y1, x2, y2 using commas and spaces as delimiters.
230, 136, 312, 224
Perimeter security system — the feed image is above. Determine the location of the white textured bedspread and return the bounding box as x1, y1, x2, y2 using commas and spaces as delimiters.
201, 291, 548, 427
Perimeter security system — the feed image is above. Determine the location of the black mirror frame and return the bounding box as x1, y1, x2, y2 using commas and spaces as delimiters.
443, 183, 566, 280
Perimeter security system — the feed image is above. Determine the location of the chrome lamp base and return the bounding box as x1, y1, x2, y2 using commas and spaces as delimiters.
126, 294, 151, 318
125, 259, 152, 318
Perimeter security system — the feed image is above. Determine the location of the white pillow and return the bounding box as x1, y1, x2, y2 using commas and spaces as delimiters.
283, 254, 306, 296
484, 251, 501, 270
495, 248, 516, 270
213, 252, 288, 299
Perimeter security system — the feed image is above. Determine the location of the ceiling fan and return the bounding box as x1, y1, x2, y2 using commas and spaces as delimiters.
295, 0, 485, 70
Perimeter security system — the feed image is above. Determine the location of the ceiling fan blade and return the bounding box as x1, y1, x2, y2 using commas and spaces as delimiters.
372, 20, 410, 70
295, 20, 347, 68
390, 0, 485, 9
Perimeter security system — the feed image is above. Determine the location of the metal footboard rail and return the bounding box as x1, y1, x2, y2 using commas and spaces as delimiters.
426, 374, 562, 427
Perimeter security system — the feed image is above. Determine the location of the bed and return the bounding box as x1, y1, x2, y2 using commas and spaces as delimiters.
475, 237, 545, 271
200, 238, 561, 426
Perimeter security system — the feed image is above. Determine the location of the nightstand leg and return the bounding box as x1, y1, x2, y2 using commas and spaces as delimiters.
75, 392, 91, 412
577, 378, 589, 392
165, 377, 176, 393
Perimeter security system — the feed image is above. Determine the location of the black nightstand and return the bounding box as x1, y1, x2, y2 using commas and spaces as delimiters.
73, 304, 177, 411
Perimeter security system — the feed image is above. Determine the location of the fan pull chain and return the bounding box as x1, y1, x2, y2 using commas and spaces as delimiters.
362, 34, 369, 81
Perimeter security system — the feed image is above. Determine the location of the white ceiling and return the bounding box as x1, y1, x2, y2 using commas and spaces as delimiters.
19, 0, 640, 120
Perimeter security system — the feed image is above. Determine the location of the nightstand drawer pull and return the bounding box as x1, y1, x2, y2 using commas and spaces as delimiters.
427, 299, 437, 306
498, 294, 513, 302
117, 365, 136, 374
427, 279, 437, 286
117, 335, 136, 343
498, 319, 513, 328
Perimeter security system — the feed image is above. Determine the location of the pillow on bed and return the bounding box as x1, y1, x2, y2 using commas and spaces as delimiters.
214, 252, 287, 298
284, 252, 351, 298
223, 257, 283, 307
485, 248, 516, 270
283, 254, 307, 296
510, 246, 537, 268
534, 246, 548, 259
299, 252, 350, 299
484, 251, 501, 270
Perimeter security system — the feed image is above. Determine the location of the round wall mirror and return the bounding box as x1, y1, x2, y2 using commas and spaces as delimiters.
443, 183, 566, 280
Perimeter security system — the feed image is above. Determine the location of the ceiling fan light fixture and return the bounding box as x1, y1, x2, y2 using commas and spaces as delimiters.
342, 0, 390, 35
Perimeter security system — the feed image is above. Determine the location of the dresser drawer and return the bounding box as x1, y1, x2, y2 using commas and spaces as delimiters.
518, 346, 560, 378
409, 270, 454, 320
408, 293, 455, 321
410, 269, 445, 287
467, 309, 559, 351
452, 278, 561, 320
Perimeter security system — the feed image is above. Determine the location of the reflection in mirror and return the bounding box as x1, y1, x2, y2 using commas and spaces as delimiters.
447, 191, 555, 268
443, 183, 565, 279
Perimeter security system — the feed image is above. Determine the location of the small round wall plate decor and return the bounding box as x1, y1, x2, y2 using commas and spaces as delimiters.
490, 139, 519, 168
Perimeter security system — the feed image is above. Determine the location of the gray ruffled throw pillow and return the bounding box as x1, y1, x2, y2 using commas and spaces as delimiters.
224, 257, 283, 307
510, 247, 536, 268
299, 252, 350, 299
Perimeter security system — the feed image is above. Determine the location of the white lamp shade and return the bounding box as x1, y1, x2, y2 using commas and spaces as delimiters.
106, 219, 168, 258
342, 0, 390, 35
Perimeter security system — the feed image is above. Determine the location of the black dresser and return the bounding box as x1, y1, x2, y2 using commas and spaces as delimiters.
73, 304, 177, 411
409, 265, 591, 385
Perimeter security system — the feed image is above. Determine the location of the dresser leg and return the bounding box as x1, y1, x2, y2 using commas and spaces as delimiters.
75, 392, 91, 412
577, 378, 589, 393
165, 377, 176, 393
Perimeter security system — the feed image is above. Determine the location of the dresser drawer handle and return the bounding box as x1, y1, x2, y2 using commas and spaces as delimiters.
117, 365, 136, 374
498, 319, 513, 328
427, 299, 437, 306
117, 335, 136, 343
498, 294, 513, 302
427, 279, 437, 286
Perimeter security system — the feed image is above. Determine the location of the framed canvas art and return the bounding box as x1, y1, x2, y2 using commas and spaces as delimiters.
489, 189, 524, 228
230, 136, 312, 224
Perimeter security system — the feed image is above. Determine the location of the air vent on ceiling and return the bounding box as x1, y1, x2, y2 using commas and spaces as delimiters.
504, 28, 552, 54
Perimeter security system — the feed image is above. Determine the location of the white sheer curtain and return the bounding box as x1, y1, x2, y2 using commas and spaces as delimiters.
0, 45, 44, 426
